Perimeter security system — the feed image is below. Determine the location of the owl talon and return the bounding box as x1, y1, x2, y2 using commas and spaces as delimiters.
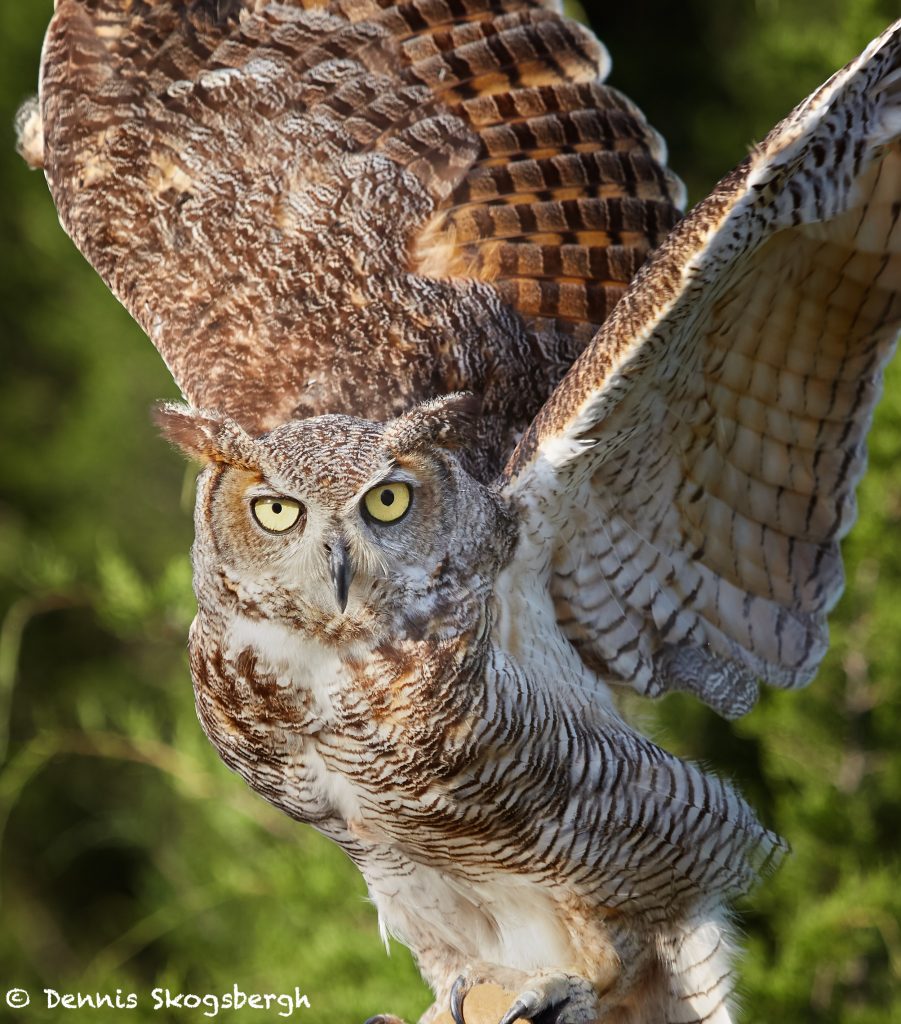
498, 974, 593, 1024
498, 989, 568, 1024
497, 997, 533, 1024
450, 975, 471, 1024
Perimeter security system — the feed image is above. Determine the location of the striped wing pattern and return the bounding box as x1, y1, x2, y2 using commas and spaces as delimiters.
504, 21, 901, 717
32, 0, 681, 476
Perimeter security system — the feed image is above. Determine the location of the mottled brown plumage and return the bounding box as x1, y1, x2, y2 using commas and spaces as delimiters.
32, 0, 681, 478
18, 3, 901, 1024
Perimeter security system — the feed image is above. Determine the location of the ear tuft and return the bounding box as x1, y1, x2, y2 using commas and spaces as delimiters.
384, 393, 482, 455
152, 403, 259, 470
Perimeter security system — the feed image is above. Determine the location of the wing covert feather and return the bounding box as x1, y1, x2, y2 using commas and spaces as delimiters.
29, 0, 681, 478
503, 21, 901, 716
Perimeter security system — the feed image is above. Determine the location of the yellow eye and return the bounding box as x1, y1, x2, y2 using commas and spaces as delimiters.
251, 496, 303, 534
363, 482, 412, 524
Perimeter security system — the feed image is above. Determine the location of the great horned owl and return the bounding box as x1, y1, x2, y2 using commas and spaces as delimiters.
17, 2, 901, 1023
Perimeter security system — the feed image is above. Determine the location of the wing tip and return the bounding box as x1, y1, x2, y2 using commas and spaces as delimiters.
755, 16, 901, 165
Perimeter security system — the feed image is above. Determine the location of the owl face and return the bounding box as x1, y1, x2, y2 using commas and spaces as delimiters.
156, 396, 517, 639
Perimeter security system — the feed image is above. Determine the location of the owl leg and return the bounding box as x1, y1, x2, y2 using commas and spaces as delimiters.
657, 909, 739, 1024
496, 973, 598, 1024
450, 970, 600, 1024
446, 912, 666, 1024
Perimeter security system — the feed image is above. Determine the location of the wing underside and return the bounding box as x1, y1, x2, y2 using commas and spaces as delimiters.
503, 21, 901, 715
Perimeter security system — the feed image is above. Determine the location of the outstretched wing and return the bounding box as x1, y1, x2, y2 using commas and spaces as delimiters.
502, 21, 901, 717
27, 0, 681, 475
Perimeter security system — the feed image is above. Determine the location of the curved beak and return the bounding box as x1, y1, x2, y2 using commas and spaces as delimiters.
327, 538, 355, 614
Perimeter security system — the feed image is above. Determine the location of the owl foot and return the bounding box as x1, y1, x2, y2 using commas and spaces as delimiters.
498, 974, 597, 1024
449, 973, 597, 1024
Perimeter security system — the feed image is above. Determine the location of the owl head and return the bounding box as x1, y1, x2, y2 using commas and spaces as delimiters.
155, 395, 517, 641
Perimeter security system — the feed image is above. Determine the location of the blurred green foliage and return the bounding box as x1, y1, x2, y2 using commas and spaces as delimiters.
1, 2, 899, 1022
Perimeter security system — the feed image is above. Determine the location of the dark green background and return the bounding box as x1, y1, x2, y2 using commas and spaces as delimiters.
1, 2, 899, 1021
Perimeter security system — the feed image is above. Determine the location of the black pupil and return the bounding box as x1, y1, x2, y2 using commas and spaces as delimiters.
380, 490, 395, 507
271, 502, 282, 515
